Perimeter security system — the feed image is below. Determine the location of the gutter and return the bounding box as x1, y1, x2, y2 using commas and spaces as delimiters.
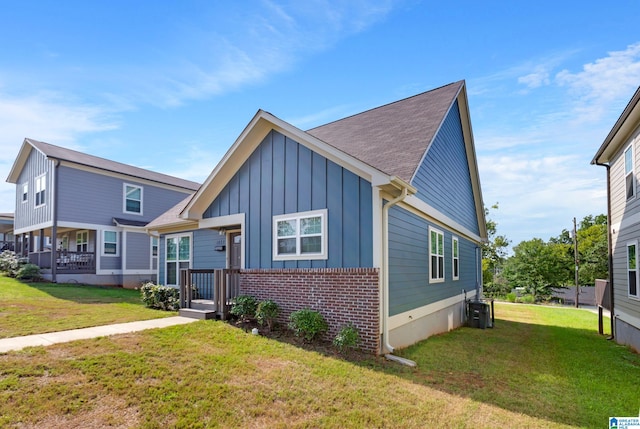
594, 160, 615, 339
381, 182, 417, 367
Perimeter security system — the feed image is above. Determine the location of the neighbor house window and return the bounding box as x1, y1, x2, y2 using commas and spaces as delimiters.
165, 234, 191, 286
429, 227, 444, 283
103, 231, 118, 256
625, 145, 635, 200
273, 209, 328, 260
21, 183, 28, 203
76, 231, 88, 252
124, 184, 143, 214
452, 236, 459, 281
35, 175, 46, 207
629, 242, 639, 298
151, 236, 158, 257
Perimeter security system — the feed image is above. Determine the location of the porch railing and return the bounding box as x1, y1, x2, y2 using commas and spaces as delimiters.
179, 269, 240, 319
30, 251, 96, 273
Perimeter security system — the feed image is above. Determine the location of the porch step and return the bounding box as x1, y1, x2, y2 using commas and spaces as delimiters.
191, 300, 216, 311
179, 308, 217, 320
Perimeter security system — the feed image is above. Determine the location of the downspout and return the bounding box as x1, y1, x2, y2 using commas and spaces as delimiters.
51, 160, 60, 283
381, 187, 416, 366
595, 161, 615, 339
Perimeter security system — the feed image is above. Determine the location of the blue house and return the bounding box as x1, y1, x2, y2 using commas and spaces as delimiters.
148, 81, 487, 353
6, 139, 200, 287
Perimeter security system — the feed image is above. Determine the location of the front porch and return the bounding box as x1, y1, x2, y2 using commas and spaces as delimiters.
178, 268, 240, 320
30, 250, 96, 274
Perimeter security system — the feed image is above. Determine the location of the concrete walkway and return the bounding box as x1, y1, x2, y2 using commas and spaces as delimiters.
0, 316, 199, 353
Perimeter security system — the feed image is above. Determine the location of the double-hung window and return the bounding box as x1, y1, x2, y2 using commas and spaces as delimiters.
35, 175, 46, 207
76, 231, 88, 252
429, 227, 445, 283
103, 231, 118, 256
628, 242, 639, 298
625, 145, 635, 200
124, 184, 143, 215
273, 209, 328, 260
452, 236, 459, 281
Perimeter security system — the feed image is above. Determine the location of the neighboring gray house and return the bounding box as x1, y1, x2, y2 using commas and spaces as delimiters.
0, 213, 14, 251
6, 139, 199, 288
148, 81, 487, 353
592, 86, 640, 352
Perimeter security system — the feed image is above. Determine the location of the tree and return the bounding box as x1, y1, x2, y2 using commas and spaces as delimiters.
482, 204, 511, 297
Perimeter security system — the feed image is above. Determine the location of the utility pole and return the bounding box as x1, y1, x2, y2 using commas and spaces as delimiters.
573, 217, 580, 308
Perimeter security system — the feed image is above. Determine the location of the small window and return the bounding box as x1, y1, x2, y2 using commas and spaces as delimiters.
629, 242, 639, 298
452, 236, 459, 281
151, 236, 158, 257
429, 227, 444, 283
124, 184, 143, 214
21, 183, 28, 203
103, 231, 118, 256
273, 209, 328, 260
35, 175, 46, 207
625, 146, 635, 200
76, 231, 88, 252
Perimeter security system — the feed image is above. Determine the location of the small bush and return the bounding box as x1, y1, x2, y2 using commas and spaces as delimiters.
230, 295, 258, 321
140, 282, 180, 311
520, 294, 535, 304
506, 292, 517, 303
288, 309, 328, 342
255, 299, 280, 331
0, 251, 23, 277
333, 322, 361, 353
15, 263, 41, 281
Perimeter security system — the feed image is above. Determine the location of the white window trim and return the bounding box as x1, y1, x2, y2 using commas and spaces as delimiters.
273, 209, 328, 261
625, 144, 636, 201
21, 183, 28, 203
452, 236, 459, 281
429, 226, 445, 284
76, 230, 89, 252
102, 229, 120, 257
123, 183, 144, 216
628, 241, 640, 299
164, 233, 192, 287
35, 174, 46, 208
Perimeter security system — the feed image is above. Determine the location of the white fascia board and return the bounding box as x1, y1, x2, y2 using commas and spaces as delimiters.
14, 221, 54, 235
403, 194, 483, 243
199, 213, 245, 230
6, 140, 34, 184
182, 110, 391, 219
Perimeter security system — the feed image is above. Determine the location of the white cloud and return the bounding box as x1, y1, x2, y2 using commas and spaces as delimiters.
518, 67, 551, 89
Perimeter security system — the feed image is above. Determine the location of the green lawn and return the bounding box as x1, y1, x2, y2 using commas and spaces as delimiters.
1, 299, 638, 428
0, 275, 174, 338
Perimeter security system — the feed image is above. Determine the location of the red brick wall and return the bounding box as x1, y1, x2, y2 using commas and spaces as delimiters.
240, 267, 380, 353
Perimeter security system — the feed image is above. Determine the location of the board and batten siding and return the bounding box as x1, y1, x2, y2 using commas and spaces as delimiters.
411, 100, 480, 236
608, 126, 640, 324
203, 130, 374, 269
56, 165, 193, 226
388, 204, 478, 316
14, 148, 54, 230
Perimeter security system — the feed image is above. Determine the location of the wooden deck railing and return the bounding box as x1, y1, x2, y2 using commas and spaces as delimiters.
180, 269, 240, 319
29, 250, 96, 273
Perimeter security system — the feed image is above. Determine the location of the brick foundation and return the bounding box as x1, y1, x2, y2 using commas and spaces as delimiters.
240, 267, 380, 353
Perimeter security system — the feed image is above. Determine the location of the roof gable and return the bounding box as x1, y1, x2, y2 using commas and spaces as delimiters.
592, 86, 640, 164
307, 81, 463, 183
6, 138, 200, 191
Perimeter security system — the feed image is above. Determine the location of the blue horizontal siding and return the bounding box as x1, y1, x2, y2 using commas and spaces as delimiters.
203, 130, 374, 269
411, 100, 480, 235
388, 205, 479, 316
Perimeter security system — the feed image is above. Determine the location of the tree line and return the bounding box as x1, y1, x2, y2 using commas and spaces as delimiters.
482, 204, 607, 301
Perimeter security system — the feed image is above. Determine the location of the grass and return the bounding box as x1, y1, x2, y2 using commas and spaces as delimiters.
1, 299, 639, 428
0, 275, 174, 338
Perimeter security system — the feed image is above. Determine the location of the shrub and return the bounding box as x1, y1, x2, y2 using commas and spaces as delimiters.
288, 309, 328, 342
333, 322, 361, 353
506, 292, 517, 303
255, 299, 280, 331
140, 282, 180, 311
230, 295, 258, 321
521, 294, 535, 304
0, 251, 23, 277
15, 263, 41, 281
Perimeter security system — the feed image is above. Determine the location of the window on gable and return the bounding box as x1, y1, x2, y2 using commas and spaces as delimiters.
103, 231, 118, 256
273, 209, 328, 260
124, 184, 143, 214
21, 183, 28, 203
625, 146, 635, 200
35, 175, 46, 207
429, 227, 445, 283
452, 236, 459, 281
629, 242, 639, 298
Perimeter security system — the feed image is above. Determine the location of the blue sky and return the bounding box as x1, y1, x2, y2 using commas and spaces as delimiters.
1, 0, 639, 248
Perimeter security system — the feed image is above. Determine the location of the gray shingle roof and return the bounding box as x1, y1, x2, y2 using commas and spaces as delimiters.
25, 138, 200, 191
306, 81, 463, 183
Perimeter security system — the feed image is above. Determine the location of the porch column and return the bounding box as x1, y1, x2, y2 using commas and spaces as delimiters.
39, 229, 45, 252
